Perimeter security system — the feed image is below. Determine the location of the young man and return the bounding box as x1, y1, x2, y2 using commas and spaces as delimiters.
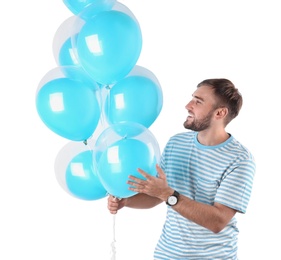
107, 78, 256, 259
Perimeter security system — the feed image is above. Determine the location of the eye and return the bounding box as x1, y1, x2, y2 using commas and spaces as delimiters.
195, 100, 202, 105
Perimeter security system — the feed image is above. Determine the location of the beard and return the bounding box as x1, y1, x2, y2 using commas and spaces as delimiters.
183, 110, 214, 131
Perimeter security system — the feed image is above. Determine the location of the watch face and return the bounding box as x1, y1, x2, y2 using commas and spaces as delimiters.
168, 196, 177, 205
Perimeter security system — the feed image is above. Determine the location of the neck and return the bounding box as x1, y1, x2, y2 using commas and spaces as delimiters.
197, 128, 230, 146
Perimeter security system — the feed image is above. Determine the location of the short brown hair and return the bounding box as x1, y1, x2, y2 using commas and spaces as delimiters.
197, 78, 243, 125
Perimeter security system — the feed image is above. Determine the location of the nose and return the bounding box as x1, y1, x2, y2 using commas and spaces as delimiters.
185, 100, 193, 110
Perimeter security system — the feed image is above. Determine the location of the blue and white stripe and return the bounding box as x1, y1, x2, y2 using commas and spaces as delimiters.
154, 131, 256, 259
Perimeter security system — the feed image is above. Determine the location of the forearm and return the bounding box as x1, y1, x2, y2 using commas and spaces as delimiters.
126, 166, 236, 232
124, 193, 162, 209
173, 194, 236, 233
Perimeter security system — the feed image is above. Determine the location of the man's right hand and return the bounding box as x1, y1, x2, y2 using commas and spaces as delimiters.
107, 195, 127, 214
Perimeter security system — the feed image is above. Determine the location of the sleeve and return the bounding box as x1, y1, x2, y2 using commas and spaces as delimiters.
215, 158, 256, 213
159, 137, 172, 173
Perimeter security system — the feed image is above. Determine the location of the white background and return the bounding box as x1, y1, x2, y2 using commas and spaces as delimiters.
1, 0, 280, 259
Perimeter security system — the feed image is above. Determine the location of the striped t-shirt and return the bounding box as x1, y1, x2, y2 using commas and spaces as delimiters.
154, 131, 256, 260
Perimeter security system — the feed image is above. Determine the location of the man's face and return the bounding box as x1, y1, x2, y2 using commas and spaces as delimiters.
183, 85, 218, 131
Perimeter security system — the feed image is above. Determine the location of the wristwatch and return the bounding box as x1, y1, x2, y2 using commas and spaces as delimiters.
166, 190, 180, 206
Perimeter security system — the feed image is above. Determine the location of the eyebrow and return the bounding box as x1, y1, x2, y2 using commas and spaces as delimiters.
192, 94, 205, 102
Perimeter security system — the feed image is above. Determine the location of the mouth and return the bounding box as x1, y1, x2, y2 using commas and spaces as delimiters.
187, 112, 194, 119
185, 115, 193, 124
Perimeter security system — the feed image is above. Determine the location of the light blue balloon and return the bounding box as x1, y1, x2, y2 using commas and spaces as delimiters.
66, 150, 107, 200
58, 38, 109, 90
63, 0, 116, 17
105, 76, 163, 128
59, 36, 79, 67
92, 122, 145, 167
36, 77, 101, 141
108, 122, 147, 138
76, 10, 142, 85
97, 138, 158, 198
57, 40, 101, 89
58, 65, 98, 87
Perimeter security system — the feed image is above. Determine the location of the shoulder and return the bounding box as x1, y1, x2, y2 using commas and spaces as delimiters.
169, 131, 195, 143
226, 137, 256, 176
229, 137, 255, 161
162, 131, 195, 153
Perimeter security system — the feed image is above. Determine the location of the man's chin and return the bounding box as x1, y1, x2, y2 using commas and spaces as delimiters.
183, 122, 190, 129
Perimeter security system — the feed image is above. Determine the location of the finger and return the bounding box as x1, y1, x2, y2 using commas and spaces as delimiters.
127, 180, 143, 187
109, 209, 118, 214
107, 195, 113, 203
127, 180, 144, 192
108, 194, 115, 200
128, 186, 139, 192
108, 196, 120, 208
107, 203, 118, 213
137, 168, 150, 179
128, 183, 143, 192
128, 175, 146, 184
108, 194, 120, 202
108, 202, 119, 213
156, 164, 166, 179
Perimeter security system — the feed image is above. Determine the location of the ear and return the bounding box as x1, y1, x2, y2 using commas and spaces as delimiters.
215, 107, 228, 120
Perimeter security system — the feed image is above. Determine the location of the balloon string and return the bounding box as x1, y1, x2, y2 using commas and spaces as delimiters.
99, 84, 111, 130
110, 214, 117, 260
